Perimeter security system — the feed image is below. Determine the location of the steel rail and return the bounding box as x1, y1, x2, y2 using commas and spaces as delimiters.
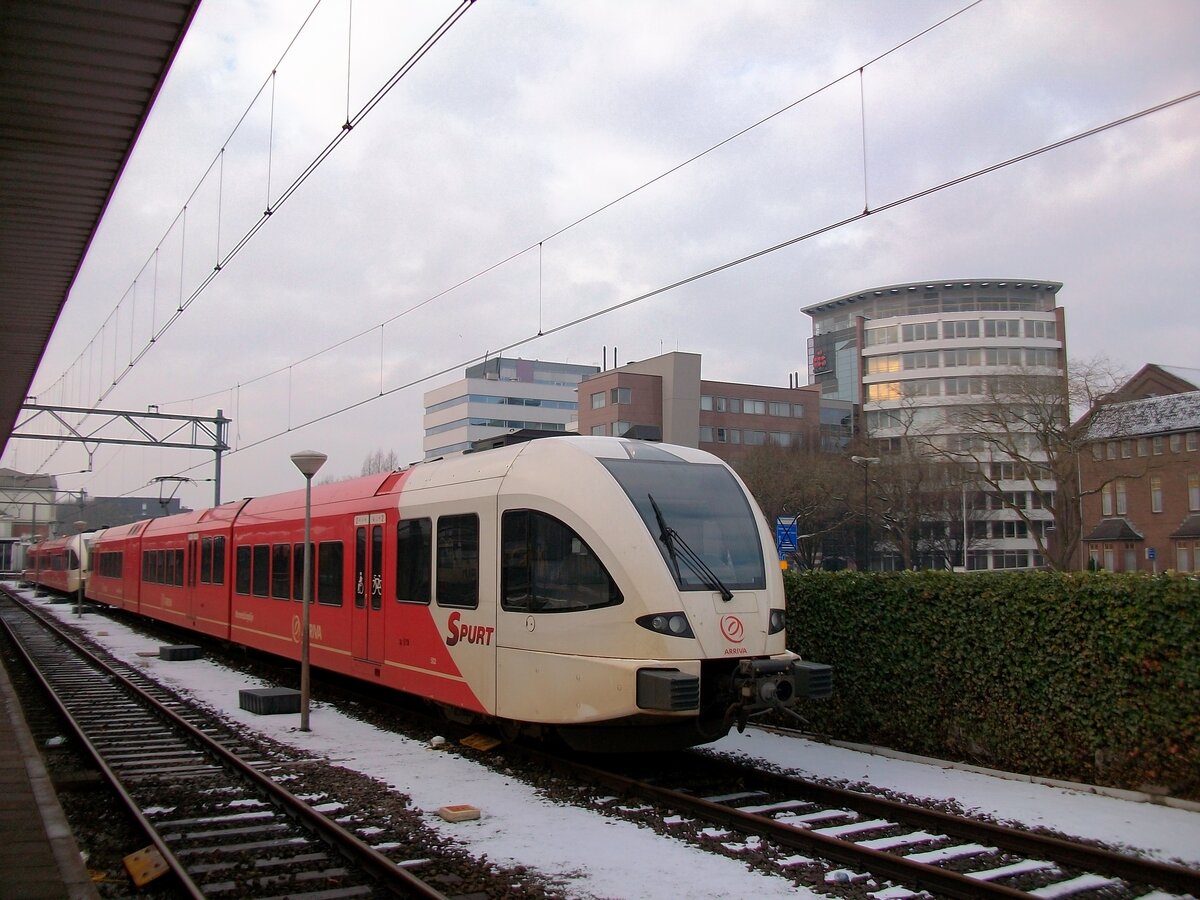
0, 592, 207, 899
701, 751, 1200, 896
522, 746, 1030, 899
1, 587, 449, 899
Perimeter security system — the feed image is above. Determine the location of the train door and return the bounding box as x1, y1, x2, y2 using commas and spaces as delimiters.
352, 513, 387, 662
185, 533, 200, 624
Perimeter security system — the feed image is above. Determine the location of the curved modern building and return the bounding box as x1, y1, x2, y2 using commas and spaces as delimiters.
802, 279, 1066, 570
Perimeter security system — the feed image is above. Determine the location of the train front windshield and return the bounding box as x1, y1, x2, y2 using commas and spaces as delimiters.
600, 457, 767, 592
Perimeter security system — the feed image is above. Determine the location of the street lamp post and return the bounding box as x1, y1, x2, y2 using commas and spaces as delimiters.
290, 450, 327, 732
74, 519, 87, 618
850, 456, 880, 571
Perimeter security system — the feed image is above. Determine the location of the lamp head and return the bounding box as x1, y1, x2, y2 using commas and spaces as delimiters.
290, 450, 328, 478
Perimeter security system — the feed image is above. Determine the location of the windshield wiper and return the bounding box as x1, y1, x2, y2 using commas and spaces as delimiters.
647, 493, 734, 602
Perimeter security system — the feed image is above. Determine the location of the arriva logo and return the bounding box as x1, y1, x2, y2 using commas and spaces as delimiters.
290, 615, 323, 643
719, 615, 744, 643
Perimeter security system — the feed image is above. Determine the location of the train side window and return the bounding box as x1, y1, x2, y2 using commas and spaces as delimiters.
212, 536, 226, 585
317, 541, 343, 606
252, 545, 270, 597
354, 527, 367, 609
156, 549, 166, 584
436, 514, 478, 609
165, 549, 175, 586
174, 549, 185, 586
396, 518, 431, 604
271, 544, 291, 599
501, 510, 623, 613
292, 542, 313, 601
370, 525, 384, 611
142, 550, 152, 582
235, 546, 251, 595
201, 537, 213, 584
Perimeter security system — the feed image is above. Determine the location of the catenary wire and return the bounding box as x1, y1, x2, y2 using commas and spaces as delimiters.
129, 87, 1199, 492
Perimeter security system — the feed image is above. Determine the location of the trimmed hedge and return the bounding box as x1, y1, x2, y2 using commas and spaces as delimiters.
784, 570, 1200, 798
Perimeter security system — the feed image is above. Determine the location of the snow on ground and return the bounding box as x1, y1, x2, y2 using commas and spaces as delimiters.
17, 589, 1200, 898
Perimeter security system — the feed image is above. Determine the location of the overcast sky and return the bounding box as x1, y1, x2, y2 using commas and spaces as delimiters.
6, 0, 1198, 509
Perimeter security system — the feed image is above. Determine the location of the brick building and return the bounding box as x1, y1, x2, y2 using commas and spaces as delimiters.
575, 351, 846, 465
1078, 367, 1200, 572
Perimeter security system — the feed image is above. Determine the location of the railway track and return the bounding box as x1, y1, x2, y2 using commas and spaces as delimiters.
8, 588, 1198, 899
0, 589, 457, 899
514, 743, 1200, 898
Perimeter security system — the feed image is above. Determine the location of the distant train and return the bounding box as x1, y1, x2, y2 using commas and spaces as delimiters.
24, 531, 93, 596
37, 436, 830, 750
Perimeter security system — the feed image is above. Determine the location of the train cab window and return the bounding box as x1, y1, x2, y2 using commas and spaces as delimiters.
601, 456, 767, 592
252, 545, 270, 597
212, 536, 226, 585
272, 544, 291, 599
235, 546, 252, 594
396, 518, 431, 604
436, 514, 479, 609
317, 541, 343, 606
501, 511, 622, 613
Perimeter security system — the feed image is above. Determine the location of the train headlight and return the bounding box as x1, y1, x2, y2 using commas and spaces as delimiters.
637, 612, 695, 639
768, 609, 786, 635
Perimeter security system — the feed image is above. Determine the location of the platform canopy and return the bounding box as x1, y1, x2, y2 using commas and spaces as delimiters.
0, 0, 202, 455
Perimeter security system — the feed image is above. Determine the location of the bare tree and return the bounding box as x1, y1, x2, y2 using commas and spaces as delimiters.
735, 443, 856, 569
871, 450, 978, 570
360, 448, 400, 476
918, 355, 1128, 570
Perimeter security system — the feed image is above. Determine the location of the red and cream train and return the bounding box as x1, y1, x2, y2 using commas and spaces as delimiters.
31, 436, 830, 750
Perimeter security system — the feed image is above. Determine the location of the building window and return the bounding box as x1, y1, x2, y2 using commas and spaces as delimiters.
984, 319, 1021, 338
714, 396, 727, 412
1170, 433, 1182, 452
867, 382, 902, 402
793, 403, 805, 417
1091, 443, 1103, 461
715, 428, 741, 444
1188, 431, 1199, 451
743, 399, 766, 415
699, 426, 714, 443
611, 387, 631, 405
1103, 546, 1115, 570
1153, 436, 1164, 455
1106, 441, 1117, 460
1138, 438, 1149, 456
866, 355, 901, 375
986, 347, 1023, 366
865, 325, 898, 346
1190, 473, 1200, 511
901, 322, 939, 342
700, 395, 713, 411
1121, 440, 1132, 459
943, 320, 980, 339
1116, 479, 1127, 516
1102, 483, 1113, 516
944, 348, 981, 367
768, 401, 790, 417
1026, 320, 1057, 339
728, 398, 743, 413
1178, 543, 1192, 573
1151, 476, 1163, 513
613, 421, 631, 437
1025, 348, 1058, 367
744, 430, 767, 445
902, 350, 940, 369
590, 424, 607, 436
590, 391, 606, 410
